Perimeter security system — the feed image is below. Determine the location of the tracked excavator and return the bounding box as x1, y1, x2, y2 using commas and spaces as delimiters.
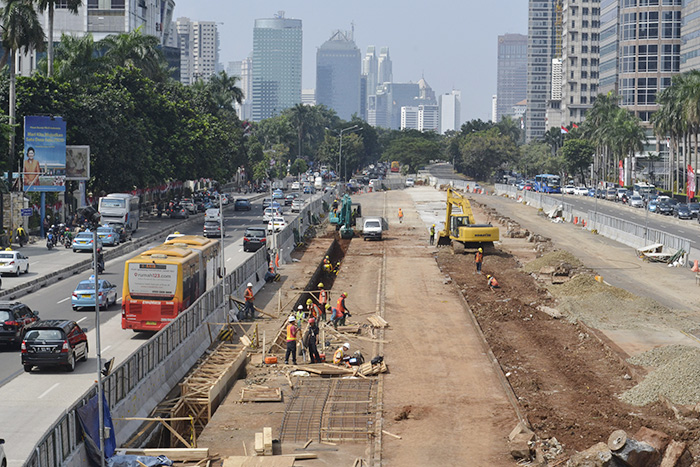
437, 187, 499, 253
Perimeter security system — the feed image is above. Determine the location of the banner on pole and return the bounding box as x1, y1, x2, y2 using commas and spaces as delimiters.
688, 164, 695, 200
618, 160, 624, 187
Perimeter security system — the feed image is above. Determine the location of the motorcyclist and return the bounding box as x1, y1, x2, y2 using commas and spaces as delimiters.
96, 248, 105, 273
15, 225, 27, 247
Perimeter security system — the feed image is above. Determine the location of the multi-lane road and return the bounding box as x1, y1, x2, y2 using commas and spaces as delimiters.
0, 191, 314, 466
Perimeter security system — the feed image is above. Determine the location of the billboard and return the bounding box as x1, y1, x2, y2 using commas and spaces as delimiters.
66, 145, 90, 181
23, 116, 67, 192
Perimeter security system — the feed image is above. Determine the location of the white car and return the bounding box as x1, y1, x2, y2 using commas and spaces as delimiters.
574, 186, 589, 196
205, 208, 221, 222
291, 199, 305, 213
263, 207, 281, 223
629, 195, 644, 208
562, 185, 576, 194
0, 250, 29, 276
405, 178, 415, 187
267, 216, 287, 233
291, 181, 301, 191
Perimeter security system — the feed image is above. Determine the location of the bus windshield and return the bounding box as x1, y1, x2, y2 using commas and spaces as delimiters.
100, 199, 125, 208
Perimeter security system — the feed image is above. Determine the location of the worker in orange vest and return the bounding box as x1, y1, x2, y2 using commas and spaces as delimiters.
306, 298, 321, 321
285, 315, 298, 365
316, 282, 328, 308
398, 208, 404, 224
487, 274, 499, 291
332, 292, 351, 329
475, 248, 483, 274
243, 282, 255, 320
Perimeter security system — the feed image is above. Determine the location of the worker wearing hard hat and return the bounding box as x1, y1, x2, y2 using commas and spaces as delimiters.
323, 256, 332, 272
243, 282, 255, 320
306, 298, 321, 321
333, 342, 350, 365
316, 282, 328, 309
332, 292, 351, 329
303, 317, 321, 364
295, 304, 305, 324
285, 315, 298, 365
475, 247, 483, 274
487, 274, 499, 291
429, 223, 436, 245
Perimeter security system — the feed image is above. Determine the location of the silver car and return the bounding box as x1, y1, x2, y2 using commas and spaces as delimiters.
629, 195, 644, 208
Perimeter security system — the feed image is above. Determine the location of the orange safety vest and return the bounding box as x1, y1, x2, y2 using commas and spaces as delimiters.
308, 303, 321, 319
319, 290, 328, 305
489, 277, 499, 287
333, 347, 345, 364
286, 323, 297, 342
244, 287, 254, 302
336, 296, 346, 314
475, 251, 483, 263
398, 209, 403, 218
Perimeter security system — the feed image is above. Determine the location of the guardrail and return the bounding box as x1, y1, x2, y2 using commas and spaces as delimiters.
24, 191, 325, 467
493, 184, 693, 257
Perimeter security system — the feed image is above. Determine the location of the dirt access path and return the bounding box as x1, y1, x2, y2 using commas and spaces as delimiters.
332, 189, 517, 466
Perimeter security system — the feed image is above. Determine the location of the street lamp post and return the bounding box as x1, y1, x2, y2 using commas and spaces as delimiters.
338, 125, 360, 182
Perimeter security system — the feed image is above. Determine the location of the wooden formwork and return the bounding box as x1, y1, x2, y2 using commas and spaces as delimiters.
167, 343, 248, 446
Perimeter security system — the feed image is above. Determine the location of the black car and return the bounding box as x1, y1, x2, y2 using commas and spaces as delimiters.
234, 199, 252, 211
243, 227, 267, 252
203, 221, 223, 238
674, 203, 693, 219
169, 205, 189, 219
0, 302, 39, 348
262, 198, 273, 210
689, 202, 700, 218
657, 201, 673, 215
21, 319, 88, 372
284, 194, 296, 206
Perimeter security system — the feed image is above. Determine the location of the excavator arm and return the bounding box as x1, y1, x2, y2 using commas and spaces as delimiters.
437, 187, 499, 252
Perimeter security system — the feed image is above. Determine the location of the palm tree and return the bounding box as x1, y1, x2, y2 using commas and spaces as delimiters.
100, 27, 168, 81
35, 0, 81, 77
43, 32, 103, 83
207, 71, 244, 111
0, 0, 45, 188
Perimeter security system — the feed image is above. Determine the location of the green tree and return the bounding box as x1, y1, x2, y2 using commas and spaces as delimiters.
0, 0, 45, 187
560, 138, 595, 185
100, 27, 168, 82
383, 131, 441, 173
290, 158, 307, 176
48, 33, 103, 84
457, 127, 518, 180
35, 0, 81, 77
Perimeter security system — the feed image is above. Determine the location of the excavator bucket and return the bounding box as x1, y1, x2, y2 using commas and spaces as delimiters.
437, 232, 452, 246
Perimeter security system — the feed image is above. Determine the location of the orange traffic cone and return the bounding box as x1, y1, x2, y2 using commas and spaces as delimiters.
692, 260, 699, 272
574, 216, 578, 224
275, 252, 280, 268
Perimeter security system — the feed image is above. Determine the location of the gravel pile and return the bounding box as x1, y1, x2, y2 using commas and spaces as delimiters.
523, 250, 582, 273
621, 345, 700, 406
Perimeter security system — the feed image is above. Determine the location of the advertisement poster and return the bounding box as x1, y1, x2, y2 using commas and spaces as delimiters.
66, 145, 90, 181
23, 116, 67, 192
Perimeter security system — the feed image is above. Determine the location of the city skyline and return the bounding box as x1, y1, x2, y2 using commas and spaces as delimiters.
172, 1, 527, 123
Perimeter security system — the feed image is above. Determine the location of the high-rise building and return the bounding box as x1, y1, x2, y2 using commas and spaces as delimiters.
618, 0, 681, 122
526, 0, 560, 142
496, 33, 528, 122
302, 89, 316, 106
419, 105, 440, 132
439, 90, 462, 134
492, 95, 498, 122
251, 12, 303, 122
560, 0, 601, 124
401, 106, 420, 130
363, 46, 378, 96
378, 47, 393, 84
176, 18, 220, 85
598, 0, 619, 95
682, 0, 700, 72
316, 30, 361, 120
21, 0, 176, 76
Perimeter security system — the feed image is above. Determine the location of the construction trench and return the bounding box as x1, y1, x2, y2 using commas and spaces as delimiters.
115, 186, 700, 467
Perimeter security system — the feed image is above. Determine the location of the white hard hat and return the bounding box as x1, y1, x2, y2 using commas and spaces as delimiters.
343, 342, 350, 349
297, 305, 303, 310
288, 315, 296, 322
247, 282, 253, 287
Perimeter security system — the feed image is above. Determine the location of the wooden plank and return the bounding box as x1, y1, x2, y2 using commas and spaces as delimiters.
263, 427, 273, 456
240, 387, 282, 402
294, 364, 353, 376
118, 448, 209, 461
222, 457, 294, 467
280, 452, 318, 459
336, 325, 361, 333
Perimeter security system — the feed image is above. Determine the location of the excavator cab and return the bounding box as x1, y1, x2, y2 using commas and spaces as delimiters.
450, 215, 471, 238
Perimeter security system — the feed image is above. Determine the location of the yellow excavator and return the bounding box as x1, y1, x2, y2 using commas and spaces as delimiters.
437, 187, 499, 253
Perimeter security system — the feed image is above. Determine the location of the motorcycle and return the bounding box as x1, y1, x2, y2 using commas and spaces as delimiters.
64, 235, 72, 249
46, 232, 54, 250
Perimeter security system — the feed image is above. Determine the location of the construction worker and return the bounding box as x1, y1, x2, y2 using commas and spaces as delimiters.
243, 283, 255, 320
487, 274, 500, 291
398, 208, 404, 224
306, 298, 321, 321
303, 317, 321, 364
323, 255, 332, 272
475, 247, 483, 274
323, 303, 331, 323
332, 293, 351, 329
317, 282, 328, 309
295, 304, 305, 324
333, 342, 350, 365
429, 224, 436, 246
285, 315, 298, 365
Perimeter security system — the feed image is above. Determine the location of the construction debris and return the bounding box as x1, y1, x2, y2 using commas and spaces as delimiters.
222, 457, 293, 467
367, 315, 388, 328
240, 387, 282, 403
116, 448, 210, 461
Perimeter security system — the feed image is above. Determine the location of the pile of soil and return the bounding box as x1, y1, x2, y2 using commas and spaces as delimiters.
434, 246, 700, 458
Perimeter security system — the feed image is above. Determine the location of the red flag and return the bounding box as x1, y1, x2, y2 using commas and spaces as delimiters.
618, 160, 624, 187
561, 125, 569, 134
688, 164, 696, 200
572, 123, 579, 129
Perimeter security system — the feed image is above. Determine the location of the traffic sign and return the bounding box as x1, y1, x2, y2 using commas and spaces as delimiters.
20, 208, 33, 217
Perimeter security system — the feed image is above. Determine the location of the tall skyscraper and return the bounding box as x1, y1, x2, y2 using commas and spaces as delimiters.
316, 30, 361, 120
363, 46, 378, 96
401, 106, 420, 130
526, 0, 560, 142
439, 90, 462, 134
598, 0, 619, 95
682, 0, 700, 72
560, 1, 601, 124
229, 55, 253, 120
377, 47, 393, 84
176, 18, 220, 85
419, 105, 440, 132
496, 33, 528, 122
251, 12, 303, 122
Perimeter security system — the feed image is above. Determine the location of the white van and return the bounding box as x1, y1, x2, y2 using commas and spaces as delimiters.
314, 176, 323, 190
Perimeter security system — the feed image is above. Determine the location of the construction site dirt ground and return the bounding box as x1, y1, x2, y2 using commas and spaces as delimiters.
196, 185, 700, 465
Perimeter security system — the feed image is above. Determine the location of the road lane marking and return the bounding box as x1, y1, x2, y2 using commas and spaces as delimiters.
38, 383, 60, 399
103, 345, 111, 352
226, 258, 231, 262
57, 297, 70, 304
77, 317, 87, 324
239, 248, 243, 252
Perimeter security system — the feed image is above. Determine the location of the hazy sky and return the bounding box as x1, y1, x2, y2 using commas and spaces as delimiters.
172, 1, 527, 123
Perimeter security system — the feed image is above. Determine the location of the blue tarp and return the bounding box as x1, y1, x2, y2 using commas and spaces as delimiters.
76, 393, 117, 466
107, 455, 173, 467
